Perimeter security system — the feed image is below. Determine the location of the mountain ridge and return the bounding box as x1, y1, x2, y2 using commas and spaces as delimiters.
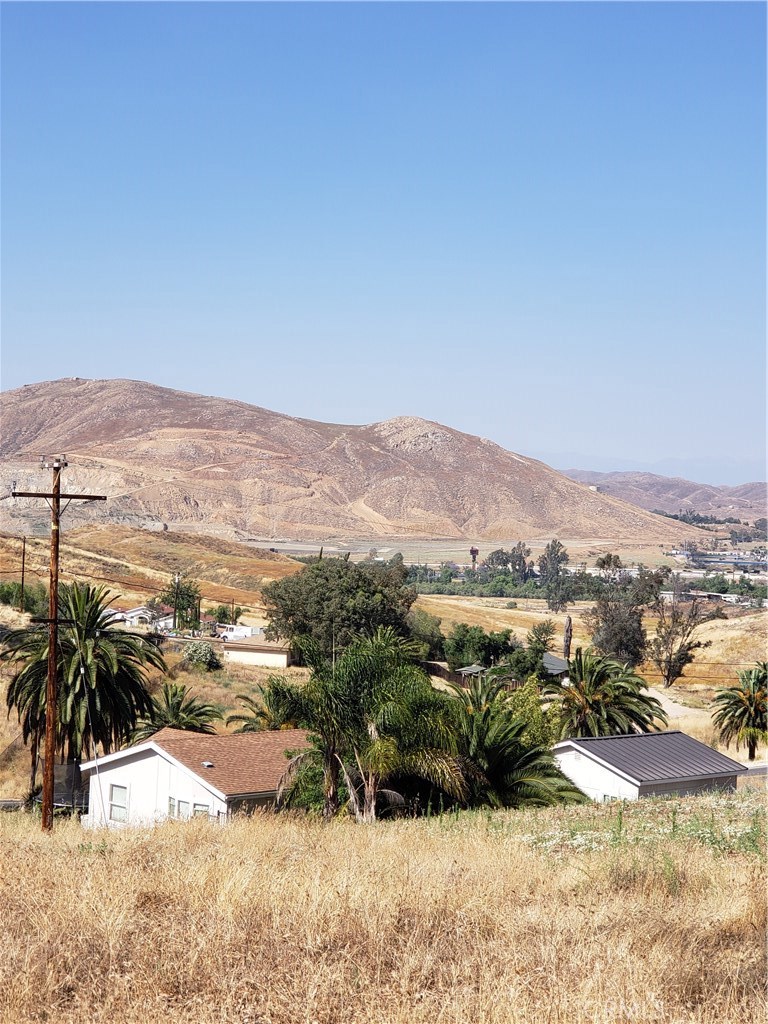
1, 378, 703, 543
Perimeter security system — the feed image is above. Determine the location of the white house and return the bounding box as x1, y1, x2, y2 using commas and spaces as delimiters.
115, 604, 175, 629
115, 605, 154, 627
81, 727, 309, 828
553, 731, 747, 802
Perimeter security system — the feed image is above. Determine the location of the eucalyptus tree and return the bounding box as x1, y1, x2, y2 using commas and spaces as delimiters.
712, 663, 767, 761
544, 647, 667, 740
3, 583, 165, 789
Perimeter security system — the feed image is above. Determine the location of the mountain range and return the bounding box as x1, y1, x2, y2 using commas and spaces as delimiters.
1, 378, 707, 544
563, 470, 765, 521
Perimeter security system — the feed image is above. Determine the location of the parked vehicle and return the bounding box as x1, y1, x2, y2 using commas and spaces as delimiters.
217, 624, 254, 641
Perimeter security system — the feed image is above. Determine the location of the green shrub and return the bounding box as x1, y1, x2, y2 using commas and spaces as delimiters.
181, 641, 221, 671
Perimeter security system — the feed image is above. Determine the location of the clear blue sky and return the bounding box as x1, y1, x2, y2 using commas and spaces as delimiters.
2, 2, 765, 484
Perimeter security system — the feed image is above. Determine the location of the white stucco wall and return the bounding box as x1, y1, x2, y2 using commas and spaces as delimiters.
83, 748, 227, 828
554, 748, 640, 802
223, 648, 291, 669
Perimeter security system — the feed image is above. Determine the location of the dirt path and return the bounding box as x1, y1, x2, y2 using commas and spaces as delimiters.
648, 686, 711, 723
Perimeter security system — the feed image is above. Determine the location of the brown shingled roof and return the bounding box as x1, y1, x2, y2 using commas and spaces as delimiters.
149, 727, 310, 798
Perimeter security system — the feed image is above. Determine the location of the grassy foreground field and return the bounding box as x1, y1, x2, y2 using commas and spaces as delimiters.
1, 792, 765, 1024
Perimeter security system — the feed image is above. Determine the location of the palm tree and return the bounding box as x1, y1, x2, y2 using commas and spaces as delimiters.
280, 628, 465, 822
712, 663, 767, 761
544, 647, 667, 740
444, 676, 585, 809
132, 682, 223, 743
226, 678, 301, 732
3, 583, 165, 789
336, 631, 465, 822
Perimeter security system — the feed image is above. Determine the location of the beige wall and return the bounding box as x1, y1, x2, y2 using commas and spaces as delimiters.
223, 648, 291, 669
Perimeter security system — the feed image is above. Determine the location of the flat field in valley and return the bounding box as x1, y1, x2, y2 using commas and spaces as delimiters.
0, 791, 764, 1024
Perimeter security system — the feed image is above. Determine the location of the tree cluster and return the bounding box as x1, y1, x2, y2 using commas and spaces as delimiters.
247, 629, 585, 821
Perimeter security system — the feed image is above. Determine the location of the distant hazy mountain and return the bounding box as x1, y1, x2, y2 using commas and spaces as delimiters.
1, 378, 702, 543
563, 469, 766, 521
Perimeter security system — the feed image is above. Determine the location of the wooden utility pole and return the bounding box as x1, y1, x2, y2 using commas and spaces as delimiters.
13, 457, 106, 832
19, 536, 26, 613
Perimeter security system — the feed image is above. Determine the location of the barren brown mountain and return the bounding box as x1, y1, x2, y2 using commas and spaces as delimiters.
1, 378, 703, 543
564, 469, 766, 521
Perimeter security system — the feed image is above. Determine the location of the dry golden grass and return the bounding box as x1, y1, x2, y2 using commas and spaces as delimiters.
415, 595, 593, 647
0, 793, 764, 1024
0, 524, 301, 611
641, 608, 768, 689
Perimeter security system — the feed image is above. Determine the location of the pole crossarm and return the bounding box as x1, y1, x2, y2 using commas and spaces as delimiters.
12, 492, 107, 501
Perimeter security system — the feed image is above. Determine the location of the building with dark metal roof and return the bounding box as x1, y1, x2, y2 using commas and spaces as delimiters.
553, 731, 747, 802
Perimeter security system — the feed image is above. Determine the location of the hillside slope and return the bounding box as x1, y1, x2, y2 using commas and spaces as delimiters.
0, 525, 299, 609
1, 378, 703, 543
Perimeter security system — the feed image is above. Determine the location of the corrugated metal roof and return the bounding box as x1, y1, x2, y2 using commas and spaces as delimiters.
555, 731, 747, 784
543, 652, 569, 675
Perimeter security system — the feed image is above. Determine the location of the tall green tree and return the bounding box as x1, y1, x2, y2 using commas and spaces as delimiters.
132, 682, 222, 743
483, 543, 533, 583
444, 676, 584, 808
155, 573, 201, 629
538, 539, 569, 584
712, 663, 767, 761
3, 584, 165, 789
585, 588, 647, 667
544, 648, 667, 739
538, 540, 571, 611
585, 567, 670, 668
262, 556, 416, 655
595, 553, 623, 578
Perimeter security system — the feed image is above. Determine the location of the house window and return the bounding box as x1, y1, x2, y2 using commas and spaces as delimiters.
168, 797, 176, 818
109, 784, 128, 823
177, 800, 190, 819
192, 803, 209, 817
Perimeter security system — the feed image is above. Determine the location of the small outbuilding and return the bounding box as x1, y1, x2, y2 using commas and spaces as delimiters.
553, 731, 747, 802
81, 727, 309, 828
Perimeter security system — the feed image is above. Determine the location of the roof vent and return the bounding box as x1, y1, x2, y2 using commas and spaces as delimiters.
202, 761, 214, 768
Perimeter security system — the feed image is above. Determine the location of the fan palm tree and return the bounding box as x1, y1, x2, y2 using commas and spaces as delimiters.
132, 682, 223, 743
3, 583, 165, 790
444, 676, 585, 808
226, 678, 301, 732
544, 647, 667, 740
712, 663, 767, 761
